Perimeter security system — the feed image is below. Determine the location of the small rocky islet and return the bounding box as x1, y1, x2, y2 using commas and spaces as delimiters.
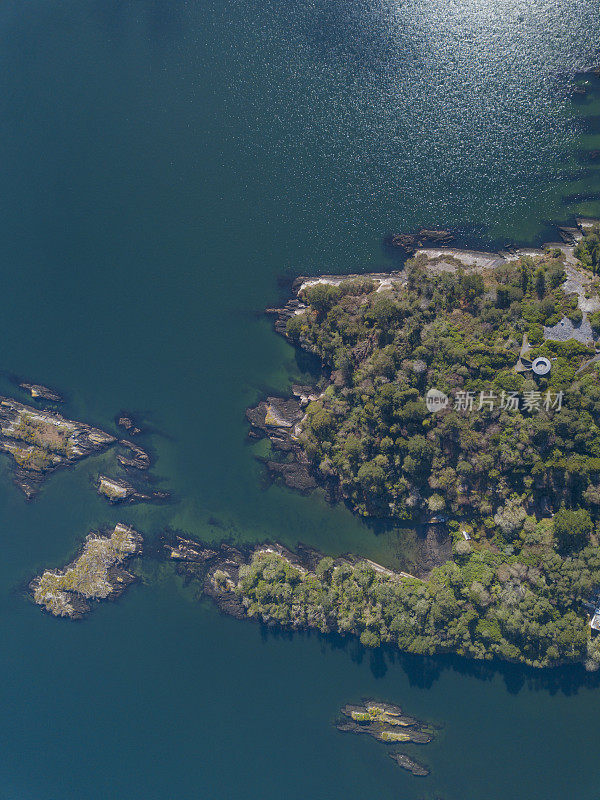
30, 523, 143, 619
0, 393, 164, 615
17, 381, 63, 402
336, 700, 435, 776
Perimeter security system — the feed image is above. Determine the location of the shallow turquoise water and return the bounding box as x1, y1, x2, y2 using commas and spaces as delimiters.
1, 2, 600, 798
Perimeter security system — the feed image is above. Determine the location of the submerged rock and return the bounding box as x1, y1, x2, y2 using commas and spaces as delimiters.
116, 413, 142, 436
116, 440, 151, 470
389, 752, 430, 777
0, 397, 115, 497
18, 382, 63, 402
30, 523, 142, 619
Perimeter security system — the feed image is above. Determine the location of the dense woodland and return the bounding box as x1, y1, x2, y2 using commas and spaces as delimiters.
286, 243, 600, 526
233, 543, 600, 669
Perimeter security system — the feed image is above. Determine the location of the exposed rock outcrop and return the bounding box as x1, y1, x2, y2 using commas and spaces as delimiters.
96, 474, 169, 505
388, 228, 454, 254
116, 413, 142, 436
246, 395, 319, 493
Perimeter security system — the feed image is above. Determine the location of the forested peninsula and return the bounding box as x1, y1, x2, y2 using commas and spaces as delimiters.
242, 221, 600, 670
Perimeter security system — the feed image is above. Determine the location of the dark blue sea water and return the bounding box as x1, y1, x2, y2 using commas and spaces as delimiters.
1, 2, 600, 798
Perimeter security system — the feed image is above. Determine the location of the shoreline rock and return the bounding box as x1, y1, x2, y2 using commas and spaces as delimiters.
116, 440, 151, 470
387, 228, 453, 254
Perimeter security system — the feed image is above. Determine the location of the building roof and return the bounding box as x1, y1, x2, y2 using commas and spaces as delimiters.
532, 356, 551, 376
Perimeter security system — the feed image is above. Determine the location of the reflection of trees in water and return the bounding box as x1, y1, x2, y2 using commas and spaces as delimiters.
257, 621, 600, 695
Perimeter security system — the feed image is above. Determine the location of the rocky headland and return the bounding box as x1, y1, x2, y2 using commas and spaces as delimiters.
30, 523, 143, 619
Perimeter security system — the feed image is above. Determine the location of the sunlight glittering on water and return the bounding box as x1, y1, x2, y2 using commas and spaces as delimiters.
233, 0, 600, 250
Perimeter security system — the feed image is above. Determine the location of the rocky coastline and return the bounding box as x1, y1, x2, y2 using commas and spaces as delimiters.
163, 534, 425, 631
0, 388, 164, 500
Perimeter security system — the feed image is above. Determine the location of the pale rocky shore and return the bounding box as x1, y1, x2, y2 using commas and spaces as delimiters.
30, 523, 143, 619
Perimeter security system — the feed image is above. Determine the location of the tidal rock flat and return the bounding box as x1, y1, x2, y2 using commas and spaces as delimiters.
30, 523, 142, 618
0, 397, 115, 497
